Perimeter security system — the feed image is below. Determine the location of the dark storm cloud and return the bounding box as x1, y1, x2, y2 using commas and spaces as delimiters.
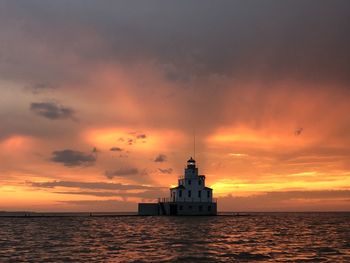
51, 149, 96, 167
1, 1, 350, 85
154, 154, 167, 162
30, 180, 162, 191
105, 167, 139, 179
30, 102, 76, 120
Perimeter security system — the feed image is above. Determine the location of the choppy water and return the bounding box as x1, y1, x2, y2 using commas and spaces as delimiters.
1, 213, 350, 262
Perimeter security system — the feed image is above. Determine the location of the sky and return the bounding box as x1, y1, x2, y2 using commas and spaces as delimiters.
1, 1, 350, 212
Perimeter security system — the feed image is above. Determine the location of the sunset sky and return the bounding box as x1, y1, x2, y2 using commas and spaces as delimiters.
1, 1, 350, 212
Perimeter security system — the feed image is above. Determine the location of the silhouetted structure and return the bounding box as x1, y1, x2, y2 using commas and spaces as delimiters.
139, 158, 217, 215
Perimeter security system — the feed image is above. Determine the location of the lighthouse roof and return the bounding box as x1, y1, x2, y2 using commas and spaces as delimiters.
170, 185, 185, 190
187, 157, 196, 163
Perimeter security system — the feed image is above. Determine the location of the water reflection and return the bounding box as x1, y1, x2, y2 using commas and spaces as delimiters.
0, 213, 349, 262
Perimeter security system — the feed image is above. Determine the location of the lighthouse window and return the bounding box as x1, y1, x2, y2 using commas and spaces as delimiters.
198, 190, 201, 198
207, 191, 210, 198
188, 179, 191, 185
188, 190, 192, 197
198, 180, 201, 185
179, 190, 182, 197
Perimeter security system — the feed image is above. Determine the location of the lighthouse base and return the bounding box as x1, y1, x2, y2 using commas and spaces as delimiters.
138, 202, 217, 216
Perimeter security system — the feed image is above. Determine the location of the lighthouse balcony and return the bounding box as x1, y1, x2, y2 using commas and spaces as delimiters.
158, 197, 217, 203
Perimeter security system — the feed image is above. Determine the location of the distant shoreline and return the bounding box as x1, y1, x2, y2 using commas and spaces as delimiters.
1, 211, 349, 218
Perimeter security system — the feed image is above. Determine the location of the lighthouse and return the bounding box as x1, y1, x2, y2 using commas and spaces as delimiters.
138, 157, 217, 215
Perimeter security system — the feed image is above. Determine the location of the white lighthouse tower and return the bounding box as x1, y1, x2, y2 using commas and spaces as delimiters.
170, 157, 213, 203
138, 157, 217, 215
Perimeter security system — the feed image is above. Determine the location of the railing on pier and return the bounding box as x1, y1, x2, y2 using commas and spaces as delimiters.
158, 197, 217, 203
158, 197, 172, 203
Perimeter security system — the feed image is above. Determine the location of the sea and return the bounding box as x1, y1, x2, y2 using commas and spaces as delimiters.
0, 212, 349, 262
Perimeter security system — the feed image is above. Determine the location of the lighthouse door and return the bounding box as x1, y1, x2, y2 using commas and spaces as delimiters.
169, 204, 178, 215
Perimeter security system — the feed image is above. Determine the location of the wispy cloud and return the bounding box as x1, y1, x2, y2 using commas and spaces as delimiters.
229, 153, 248, 157
158, 168, 173, 174
110, 147, 123, 152
29, 180, 163, 191
105, 167, 139, 179
219, 190, 350, 212
136, 134, 147, 139
26, 82, 56, 94
53, 189, 167, 199
154, 154, 167, 162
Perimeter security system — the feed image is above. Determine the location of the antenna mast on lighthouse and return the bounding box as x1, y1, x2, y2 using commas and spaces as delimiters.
193, 128, 196, 160
192, 84, 197, 161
